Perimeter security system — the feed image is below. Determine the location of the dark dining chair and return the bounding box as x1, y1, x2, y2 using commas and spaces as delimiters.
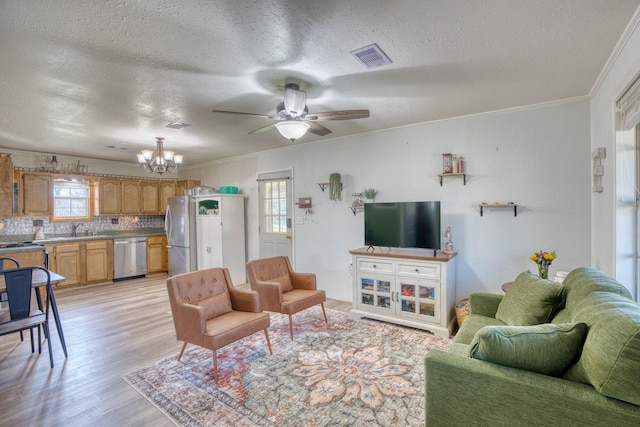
0, 257, 29, 343
0, 266, 54, 368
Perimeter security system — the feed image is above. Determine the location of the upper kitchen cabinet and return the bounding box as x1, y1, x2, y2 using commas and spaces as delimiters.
140, 180, 159, 214
22, 172, 52, 216
99, 178, 121, 215
176, 179, 200, 197
159, 181, 175, 214
0, 153, 13, 218
120, 179, 141, 214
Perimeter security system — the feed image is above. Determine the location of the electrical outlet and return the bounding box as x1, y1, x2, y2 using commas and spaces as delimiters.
32, 219, 44, 227
111, 218, 119, 225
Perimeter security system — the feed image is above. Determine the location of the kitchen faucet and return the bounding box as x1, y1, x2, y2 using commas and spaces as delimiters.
71, 223, 82, 237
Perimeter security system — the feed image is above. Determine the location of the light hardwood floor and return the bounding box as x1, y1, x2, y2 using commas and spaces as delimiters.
0, 274, 352, 426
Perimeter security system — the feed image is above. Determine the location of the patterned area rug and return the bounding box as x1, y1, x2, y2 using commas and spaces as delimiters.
123, 307, 452, 426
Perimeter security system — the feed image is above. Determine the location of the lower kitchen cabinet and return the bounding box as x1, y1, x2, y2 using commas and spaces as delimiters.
48, 239, 113, 287
147, 235, 167, 274
85, 240, 113, 283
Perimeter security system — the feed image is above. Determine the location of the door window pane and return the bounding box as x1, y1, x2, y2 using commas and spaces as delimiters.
263, 179, 287, 233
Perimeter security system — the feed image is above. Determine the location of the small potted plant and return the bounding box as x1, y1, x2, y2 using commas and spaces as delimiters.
362, 188, 378, 202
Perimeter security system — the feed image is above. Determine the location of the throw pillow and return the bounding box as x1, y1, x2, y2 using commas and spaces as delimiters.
270, 275, 293, 292
495, 271, 564, 325
196, 292, 233, 319
469, 322, 588, 376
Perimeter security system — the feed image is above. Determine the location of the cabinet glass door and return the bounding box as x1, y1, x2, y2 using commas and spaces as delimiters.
397, 279, 440, 322
358, 275, 393, 314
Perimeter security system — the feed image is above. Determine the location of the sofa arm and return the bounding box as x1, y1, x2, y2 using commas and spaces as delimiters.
251, 280, 283, 312
229, 287, 261, 313
469, 292, 503, 317
425, 350, 640, 426
173, 302, 207, 345
290, 272, 317, 290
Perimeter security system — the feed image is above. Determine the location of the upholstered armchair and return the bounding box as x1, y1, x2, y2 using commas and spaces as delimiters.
166, 267, 272, 383
246, 256, 327, 339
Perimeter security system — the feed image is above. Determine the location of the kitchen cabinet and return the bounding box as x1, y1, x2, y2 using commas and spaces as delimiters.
52, 242, 83, 287
146, 235, 167, 274
121, 179, 141, 214
140, 180, 159, 214
159, 181, 175, 214
47, 239, 113, 287
0, 154, 13, 218
85, 240, 113, 283
0, 248, 46, 268
22, 172, 52, 216
349, 248, 457, 338
99, 178, 121, 215
176, 179, 200, 196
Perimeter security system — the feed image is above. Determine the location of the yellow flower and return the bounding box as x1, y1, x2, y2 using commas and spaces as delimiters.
543, 253, 554, 261
530, 255, 537, 261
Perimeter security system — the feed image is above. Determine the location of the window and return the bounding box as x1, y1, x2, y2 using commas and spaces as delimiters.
52, 178, 92, 220
263, 179, 287, 233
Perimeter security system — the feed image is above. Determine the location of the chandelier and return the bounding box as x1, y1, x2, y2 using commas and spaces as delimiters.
136, 137, 183, 174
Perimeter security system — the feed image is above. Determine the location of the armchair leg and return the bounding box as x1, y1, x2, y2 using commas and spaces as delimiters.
177, 342, 188, 361
289, 314, 294, 339
320, 302, 328, 323
264, 328, 273, 355
212, 350, 218, 385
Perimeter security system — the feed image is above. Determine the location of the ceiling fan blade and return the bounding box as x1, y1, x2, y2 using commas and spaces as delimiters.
284, 87, 307, 117
306, 109, 370, 121
212, 109, 277, 119
306, 121, 332, 136
248, 123, 276, 134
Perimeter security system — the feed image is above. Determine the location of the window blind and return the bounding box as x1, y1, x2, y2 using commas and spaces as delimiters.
618, 71, 640, 131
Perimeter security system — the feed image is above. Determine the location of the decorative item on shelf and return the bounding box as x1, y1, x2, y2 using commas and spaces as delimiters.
329, 173, 342, 201
350, 193, 364, 215
362, 188, 378, 202
443, 226, 454, 254
50, 155, 58, 171
219, 186, 239, 194
136, 136, 184, 175
530, 250, 556, 280
442, 153, 452, 173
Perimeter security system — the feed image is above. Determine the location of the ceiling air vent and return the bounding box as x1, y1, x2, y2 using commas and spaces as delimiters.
165, 122, 192, 130
350, 43, 392, 70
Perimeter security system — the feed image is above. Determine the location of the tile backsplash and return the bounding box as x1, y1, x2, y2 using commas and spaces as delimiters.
0, 215, 165, 237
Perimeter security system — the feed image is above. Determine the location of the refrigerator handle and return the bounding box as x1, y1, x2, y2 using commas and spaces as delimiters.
165, 205, 171, 235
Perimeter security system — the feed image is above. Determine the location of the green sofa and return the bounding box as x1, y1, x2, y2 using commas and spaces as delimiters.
425, 267, 640, 426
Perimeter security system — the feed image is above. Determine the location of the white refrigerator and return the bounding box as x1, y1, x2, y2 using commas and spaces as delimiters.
165, 194, 246, 284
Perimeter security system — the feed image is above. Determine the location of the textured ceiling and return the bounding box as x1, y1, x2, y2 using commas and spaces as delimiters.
0, 0, 638, 167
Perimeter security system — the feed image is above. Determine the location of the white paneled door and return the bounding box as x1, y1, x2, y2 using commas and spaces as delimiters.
258, 170, 293, 260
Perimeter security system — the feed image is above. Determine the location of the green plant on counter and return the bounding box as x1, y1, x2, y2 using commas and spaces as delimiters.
329, 173, 342, 201
362, 188, 378, 200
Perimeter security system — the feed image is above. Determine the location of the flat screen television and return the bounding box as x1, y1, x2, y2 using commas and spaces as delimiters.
364, 201, 441, 250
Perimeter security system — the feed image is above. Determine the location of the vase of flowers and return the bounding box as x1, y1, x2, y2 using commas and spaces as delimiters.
530, 250, 556, 280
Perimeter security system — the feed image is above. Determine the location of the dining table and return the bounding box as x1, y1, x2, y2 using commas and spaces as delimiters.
0, 268, 68, 359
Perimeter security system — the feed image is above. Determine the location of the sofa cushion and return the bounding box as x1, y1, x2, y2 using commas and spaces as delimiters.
454, 313, 505, 344
270, 275, 293, 292
495, 271, 564, 326
469, 323, 587, 376
563, 292, 640, 406
551, 267, 633, 323
196, 291, 233, 319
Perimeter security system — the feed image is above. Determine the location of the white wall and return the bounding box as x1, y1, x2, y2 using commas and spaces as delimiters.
236, 99, 592, 302
590, 11, 640, 298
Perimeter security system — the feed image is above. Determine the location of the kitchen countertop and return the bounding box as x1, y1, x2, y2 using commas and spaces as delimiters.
0, 228, 166, 251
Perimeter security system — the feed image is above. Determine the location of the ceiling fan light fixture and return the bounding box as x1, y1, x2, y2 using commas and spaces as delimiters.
275, 121, 310, 142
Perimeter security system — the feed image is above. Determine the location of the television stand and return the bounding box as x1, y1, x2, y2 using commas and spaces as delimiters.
348, 247, 457, 338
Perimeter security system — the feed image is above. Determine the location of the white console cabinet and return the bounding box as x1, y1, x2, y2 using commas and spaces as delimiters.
349, 247, 457, 338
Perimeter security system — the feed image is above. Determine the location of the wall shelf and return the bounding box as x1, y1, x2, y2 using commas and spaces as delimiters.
349, 206, 364, 216
317, 182, 329, 192
438, 173, 466, 186
479, 203, 518, 217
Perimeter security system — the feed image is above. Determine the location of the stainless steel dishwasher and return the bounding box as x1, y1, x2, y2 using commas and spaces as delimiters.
113, 237, 147, 280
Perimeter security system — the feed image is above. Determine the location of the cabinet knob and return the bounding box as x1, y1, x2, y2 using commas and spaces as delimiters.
415, 268, 419, 273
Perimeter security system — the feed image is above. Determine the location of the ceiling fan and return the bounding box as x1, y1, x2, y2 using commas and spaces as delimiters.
212, 83, 370, 142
